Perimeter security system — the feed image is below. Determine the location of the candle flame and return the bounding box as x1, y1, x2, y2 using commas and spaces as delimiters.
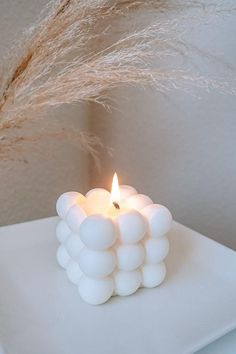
110, 173, 120, 207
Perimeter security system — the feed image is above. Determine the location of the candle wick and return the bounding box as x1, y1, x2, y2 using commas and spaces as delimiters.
113, 201, 120, 210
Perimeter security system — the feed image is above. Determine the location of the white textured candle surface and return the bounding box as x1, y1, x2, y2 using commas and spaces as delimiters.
119, 185, 137, 201
86, 188, 110, 214
56, 220, 71, 243
66, 259, 82, 284
142, 204, 172, 238
114, 270, 142, 296
117, 210, 147, 244
142, 262, 166, 288
57, 245, 70, 269
78, 276, 114, 305
125, 194, 153, 210
116, 244, 145, 271
144, 237, 170, 264
56, 180, 172, 305
78, 248, 116, 278
65, 205, 87, 233
79, 215, 116, 250
65, 233, 84, 260
56, 192, 86, 219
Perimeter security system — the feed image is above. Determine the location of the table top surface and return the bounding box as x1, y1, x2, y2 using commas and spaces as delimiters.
0, 217, 236, 354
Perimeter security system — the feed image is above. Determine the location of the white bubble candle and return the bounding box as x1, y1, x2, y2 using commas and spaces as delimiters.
56, 173, 172, 305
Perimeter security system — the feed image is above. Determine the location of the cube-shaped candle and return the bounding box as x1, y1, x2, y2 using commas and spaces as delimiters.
56, 174, 172, 305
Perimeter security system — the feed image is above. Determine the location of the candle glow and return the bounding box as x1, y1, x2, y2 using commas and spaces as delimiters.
110, 173, 120, 208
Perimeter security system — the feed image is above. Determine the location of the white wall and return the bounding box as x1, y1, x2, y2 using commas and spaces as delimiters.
91, 6, 236, 249
0, 0, 89, 226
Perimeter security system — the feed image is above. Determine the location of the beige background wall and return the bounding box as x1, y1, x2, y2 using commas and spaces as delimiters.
0, 0, 89, 226
91, 6, 236, 250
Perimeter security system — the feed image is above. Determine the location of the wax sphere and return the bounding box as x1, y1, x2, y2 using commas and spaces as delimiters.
114, 270, 141, 296
66, 260, 82, 284
57, 245, 70, 269
56, 192, 86, 219
119, 185, 137, 201
65, 233, 84, 259
142, 204, 172, 238
86, 188, 110, 214
80, 215, 116, 250
65, 204, 87, 233
78, 248, 116, 278
78, 276, 114, 305
116, 244, 145, 271
142, 262, 166, 288
117, 210, 147, 244
56, 220, 71, 243
126, 194, 153, 211
144, 237, 170, 264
